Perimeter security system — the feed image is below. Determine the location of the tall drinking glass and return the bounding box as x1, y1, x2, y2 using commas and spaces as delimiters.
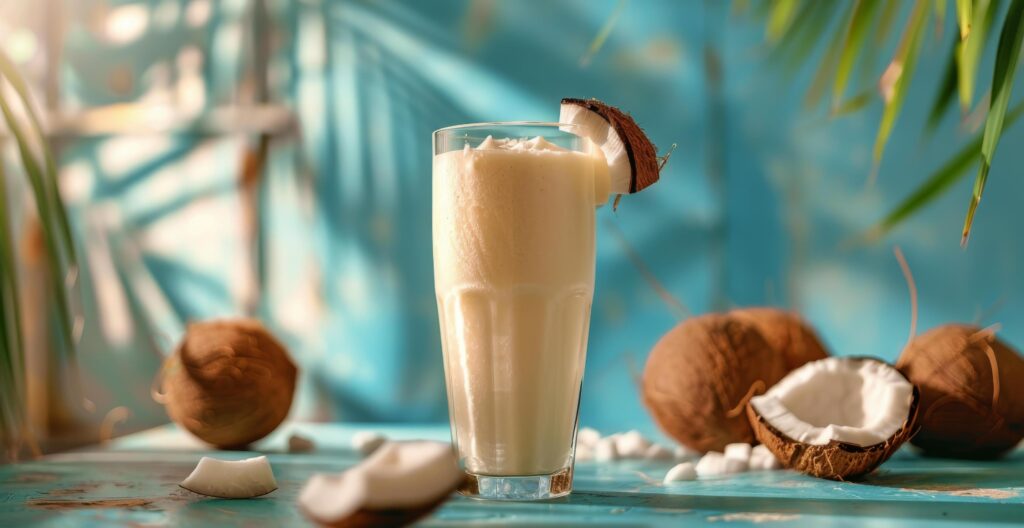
432, 123, 598, 500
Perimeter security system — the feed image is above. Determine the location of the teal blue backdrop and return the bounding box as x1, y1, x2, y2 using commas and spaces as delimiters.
22, 0, 1024, 437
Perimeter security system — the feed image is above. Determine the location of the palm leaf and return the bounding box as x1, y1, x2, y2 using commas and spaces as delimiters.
805, 2, 857, 109
872, 0, 905, 45
767, 0, 800, 43
0, 92, 75, 355
873, 0, 932, 171
860, 0, 903, 84
0, 52, 76, 269
935, 0, 948, 36
962, 0, 1024, 245
0, 160, 26, 448
866, 101, 1024, 240
956, 0, 973, 38
832, 90, 875, 117
833, 0, 881, 108
771, 1, 834, 74
957, 0, 996, 110
579, 0, 626, 67
926, 36, 960, 132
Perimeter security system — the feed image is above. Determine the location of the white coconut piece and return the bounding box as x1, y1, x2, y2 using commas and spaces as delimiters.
359, 442, 463, 509
644, 444, 674, 461
594, 438, 620, 462
724, 443, 752, 463
575, 443, 594, 462
663, 462, 697, 483
577, 427, 601, 448
288, 433, 315, 453
351, 431, 387, 456
695, 451, 726, 477
614, 430, 651, 458
674, 444, 700, 461
723, 456, 748, 474
749, 444, 782, 471
298, 441, 462, 525
749, 357, 915, 447
180, 456, 277, 498
298, 471, 367, 522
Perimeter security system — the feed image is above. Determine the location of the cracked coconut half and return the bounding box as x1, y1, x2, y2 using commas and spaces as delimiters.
747, 357, 919, 480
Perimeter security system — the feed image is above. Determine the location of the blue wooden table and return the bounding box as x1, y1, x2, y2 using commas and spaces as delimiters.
1, 423, 1022, 527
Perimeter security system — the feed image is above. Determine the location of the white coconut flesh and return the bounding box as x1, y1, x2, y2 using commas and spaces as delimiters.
298, 441, 462, 524
559, 99, 660, 199
560, 102, 632, 195
180, 455, 278, 498
750, 358, 914, 447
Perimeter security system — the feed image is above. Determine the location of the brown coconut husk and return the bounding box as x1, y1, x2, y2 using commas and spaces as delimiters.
163, 319, 297, 449
897, 324, 1024, 459
747, 357, 921, 480
642, 314, 788, 453
730, 307, 830, 371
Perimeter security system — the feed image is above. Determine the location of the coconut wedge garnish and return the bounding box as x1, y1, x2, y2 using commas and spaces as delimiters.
747, 357, 919, 480
180, 455, 278, 498
560, 98, 661, 196
298, 441, 463, 527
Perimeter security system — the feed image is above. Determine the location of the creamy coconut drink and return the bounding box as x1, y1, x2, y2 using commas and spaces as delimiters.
433, 100, 662, 500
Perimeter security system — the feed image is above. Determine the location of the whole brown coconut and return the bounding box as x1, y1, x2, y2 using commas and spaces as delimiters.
163, 319, 298, 448
897, 324, 1024, 459
643, 314, 788, 453
730, 307, 830, 371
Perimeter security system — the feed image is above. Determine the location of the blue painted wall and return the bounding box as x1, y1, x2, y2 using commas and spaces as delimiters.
28, 0, 1024, 436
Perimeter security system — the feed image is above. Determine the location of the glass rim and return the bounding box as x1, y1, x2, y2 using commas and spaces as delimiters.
433, 121, 578, 135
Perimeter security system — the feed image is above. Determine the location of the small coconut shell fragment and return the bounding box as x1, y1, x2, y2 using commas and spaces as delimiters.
643, 314, 788, 453
897, 324, 1024, 459
730, 308, 830, 371
747, 357, 920, 480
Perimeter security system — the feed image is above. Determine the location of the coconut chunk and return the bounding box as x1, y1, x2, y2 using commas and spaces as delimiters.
644, 444, 674, 461
560, 98, 660, 196
663, 462, 697, 483
180, 456, 277, 498
749, 444, 781, 470
724, 443, 752, 463
695, 451, 725, 477
577, 427, 601, 448
747, 357, 920, 480
358, 442, 463, 508
298, 472, 367, 522
298, 441, 462, 526
674, 444, 700, 461
288, 433, 315, 453
614, 430, 651, 458
351, 431, 387, 456
594, 438, 620, 462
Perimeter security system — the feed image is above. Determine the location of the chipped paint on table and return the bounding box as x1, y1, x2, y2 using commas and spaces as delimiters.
1, 424, 1022, 527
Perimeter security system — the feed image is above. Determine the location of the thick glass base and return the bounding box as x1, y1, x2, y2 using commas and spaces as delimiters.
459, 466, 573, 501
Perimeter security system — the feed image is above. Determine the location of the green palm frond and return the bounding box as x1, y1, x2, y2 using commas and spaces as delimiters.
0, 50, 77, 456
962, 0, 1024, 245
756, 0, 1024, 244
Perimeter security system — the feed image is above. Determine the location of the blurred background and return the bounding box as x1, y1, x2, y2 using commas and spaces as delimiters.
2, 0, 1023, 451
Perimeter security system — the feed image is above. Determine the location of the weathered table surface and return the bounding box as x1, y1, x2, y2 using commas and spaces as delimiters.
1, 423, 1021, 527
